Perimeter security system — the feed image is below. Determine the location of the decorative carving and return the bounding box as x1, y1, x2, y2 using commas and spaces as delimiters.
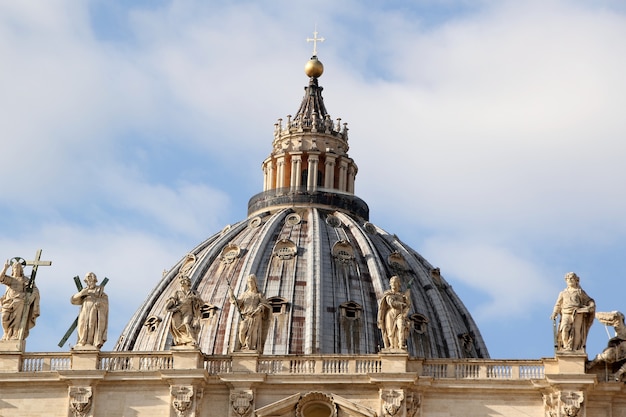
229, 274, 270, 352
551, 272, 595, 352
405, 391, 421, 417
296, 392, 337, 417
587, 311, 626, 380
166, 275, 205, 347
221, 244, 241, 265
0, 258, 41, 340
378, 276, 411, 351
70, 272, 108, 349
171, 385, 197, 417
381, 389, 404, 417
363, 221, 377, 234
387, 251, 409, 272
230, 390, 254, 417
543, 391, 585, 417
273, 239, 297, 260
68, 386, 93, 417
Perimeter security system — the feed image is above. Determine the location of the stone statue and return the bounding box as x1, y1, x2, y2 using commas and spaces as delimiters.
229, 274, 270, 352
378, 276, 411, 351
0, 259, 40, 340
166, 274, 204, 347
551, 272, 595, 352
587, 311, 626, 380
70, 272, 109, 348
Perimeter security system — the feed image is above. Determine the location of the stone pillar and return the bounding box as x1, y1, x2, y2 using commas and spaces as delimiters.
347, 163, 356, 194
324, 154, 336, 189
266, 160, 275, 192
307, 154, 320, 191
276, 155, 285, 189
291, 154, 302, 190
338, 159, 348, 192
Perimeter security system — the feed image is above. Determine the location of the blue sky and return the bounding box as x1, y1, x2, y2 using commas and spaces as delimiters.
2, 0, 626, 359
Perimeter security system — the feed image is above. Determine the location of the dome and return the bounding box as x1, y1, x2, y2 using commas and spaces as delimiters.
114, 55, 489, 359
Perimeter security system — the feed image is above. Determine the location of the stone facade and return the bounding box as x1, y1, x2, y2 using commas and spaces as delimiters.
1, 348, 626, 416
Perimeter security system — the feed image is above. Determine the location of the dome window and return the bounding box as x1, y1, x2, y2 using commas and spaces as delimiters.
332, 240, 354, 264
410, 313, 429, 335
143, 316, 162, 333
325, 214, 342, 228
267, 296, 288, 315
285, 213, 302, 226
273, 239, 297, 260
201, 304, 218, 319
248, 216, 263, 228
339, 301, 362, 320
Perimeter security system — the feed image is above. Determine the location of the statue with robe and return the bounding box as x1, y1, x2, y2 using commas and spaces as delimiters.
166, 274, 204, 347
70, 272, 108, 348
229, 274, 270, 352
378, 276, 411, 351
0, 259, 40, 340
551, 272, 595, 352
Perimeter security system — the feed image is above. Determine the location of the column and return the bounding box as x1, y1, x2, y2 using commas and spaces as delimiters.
324, 154, 336, 190
338, 159, 348, 192
307, 154, 320, 191
291, 154, 302, 190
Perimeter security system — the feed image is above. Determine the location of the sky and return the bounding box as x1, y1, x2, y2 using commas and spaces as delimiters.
1, 0, 626, 360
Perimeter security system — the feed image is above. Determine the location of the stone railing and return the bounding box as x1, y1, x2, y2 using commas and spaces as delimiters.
6, 351, 545, 381
419, 359, 545, 380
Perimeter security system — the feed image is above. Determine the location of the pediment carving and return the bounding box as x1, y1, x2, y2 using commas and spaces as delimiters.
255, 392, 376, 417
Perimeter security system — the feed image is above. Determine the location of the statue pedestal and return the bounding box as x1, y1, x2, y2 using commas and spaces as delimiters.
554, 352, 587, 374
171, 346, 203, 370
71, 347, 100, 370
0, 339, 25, 352
232, 351, 260, 373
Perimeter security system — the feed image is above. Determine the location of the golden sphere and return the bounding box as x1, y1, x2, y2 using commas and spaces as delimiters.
304, 57, 324, 78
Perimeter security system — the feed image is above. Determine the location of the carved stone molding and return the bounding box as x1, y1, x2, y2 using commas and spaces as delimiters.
296, 392, 337, 417
170, 385, 203, 417
68, 386, 93, 417
230, 389, 254, 417
381, 389, 404, 417
405, 391, 421, 417
543, 391, 585, 417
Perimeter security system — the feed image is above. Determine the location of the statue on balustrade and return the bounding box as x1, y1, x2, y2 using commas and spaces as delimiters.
0, 259, 40, 340
229, 274, 270, 352
70, 272, 109, 348
587, 311, 626, 381
166, 274, 204, 347
378, 275, 411, 351
551, 272, 595, 352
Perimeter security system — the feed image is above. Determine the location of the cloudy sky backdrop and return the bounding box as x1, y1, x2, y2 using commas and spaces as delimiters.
1, 0, 626, 359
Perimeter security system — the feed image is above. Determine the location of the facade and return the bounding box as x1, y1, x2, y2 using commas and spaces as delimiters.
1, 54, 625, 417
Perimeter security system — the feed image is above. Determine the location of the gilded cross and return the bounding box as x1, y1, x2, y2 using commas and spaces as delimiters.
306, 28, 325, 56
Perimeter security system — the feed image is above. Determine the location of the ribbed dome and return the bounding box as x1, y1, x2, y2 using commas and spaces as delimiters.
114, 55, 489, 359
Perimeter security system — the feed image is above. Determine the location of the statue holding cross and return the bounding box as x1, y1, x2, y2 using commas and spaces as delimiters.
70, 272, 109, 349
0, 250, 51, 341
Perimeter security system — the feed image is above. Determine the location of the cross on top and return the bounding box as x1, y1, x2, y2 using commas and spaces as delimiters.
306, 28, 325, 57
25, 249, 52, 291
